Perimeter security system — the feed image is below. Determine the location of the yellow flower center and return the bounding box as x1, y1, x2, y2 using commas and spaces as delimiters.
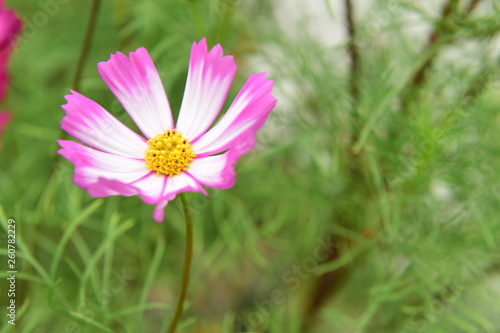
144, 129, 196, 176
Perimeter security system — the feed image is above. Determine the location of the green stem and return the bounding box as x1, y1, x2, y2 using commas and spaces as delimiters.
72, 0, 102, 92
54, 0, 101, 164
167, 194, 193, 333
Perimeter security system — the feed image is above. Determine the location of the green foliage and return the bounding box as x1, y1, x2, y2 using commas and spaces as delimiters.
1, 0, 499, 332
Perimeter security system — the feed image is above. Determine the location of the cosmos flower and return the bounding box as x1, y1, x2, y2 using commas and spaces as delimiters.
58, 38, 277, 222
0, 0, 22, 101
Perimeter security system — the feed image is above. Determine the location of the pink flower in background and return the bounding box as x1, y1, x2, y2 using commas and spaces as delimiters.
0, 111, 10, 133
58, 38, 277, 222
0, 0, 22, 100
0, 0, 22, 139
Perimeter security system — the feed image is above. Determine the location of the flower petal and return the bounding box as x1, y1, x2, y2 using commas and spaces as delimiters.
192, 73, 277, 156
58, 140, 206, 222
165, 172, 206, 199
153, 200, 169, 223
186, 151, 239, 189
0, 4, 22, 100
128, 172, 167, 205
58, 140, 172, 205
129, 167, 206, 207
176, 38, 237, 141
151, 172, 207, 222
61, 90, 148, 158
57, 140, 151, 198
97, 47, 174, 139
0, 5, 22, 52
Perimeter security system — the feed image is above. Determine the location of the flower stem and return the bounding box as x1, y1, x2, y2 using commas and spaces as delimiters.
54, 0, 101, 164
72, 0, 102, 92
167, 194, 193, 333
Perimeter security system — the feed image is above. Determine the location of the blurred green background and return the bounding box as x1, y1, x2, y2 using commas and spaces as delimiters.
1, 0, 500, 332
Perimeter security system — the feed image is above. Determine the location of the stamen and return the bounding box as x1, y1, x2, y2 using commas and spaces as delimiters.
144, 129, 196, 176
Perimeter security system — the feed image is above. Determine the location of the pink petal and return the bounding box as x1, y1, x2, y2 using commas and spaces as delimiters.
0, 52, 9, 99
97, 47, 174, 139
58, 140, 168, 205
61, 90, 148, 158
192, 73, 277, 156
129, 172, 167, 205
0, 111, 10, 134
57, 140, 151, 198
152, 173, 207, 222
153, 200, 169, 222
176, 38, 237, 141
58, 140, 206, 222
0, 5, 21, 52
186, 151, 239, 190
129, 168, 206, 207
166, 172, 206, 199
0, 4, 22, 100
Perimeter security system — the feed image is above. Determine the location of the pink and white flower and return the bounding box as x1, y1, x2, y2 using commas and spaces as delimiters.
0, 0, 22, 101
58, 38, 277, 222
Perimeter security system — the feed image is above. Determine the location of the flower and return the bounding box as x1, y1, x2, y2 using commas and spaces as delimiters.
58, 38, 277, 222
0, 0, 22, 100
0, 0, 21, 141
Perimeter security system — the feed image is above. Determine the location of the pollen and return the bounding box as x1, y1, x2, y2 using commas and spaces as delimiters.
144, 129, 196, 176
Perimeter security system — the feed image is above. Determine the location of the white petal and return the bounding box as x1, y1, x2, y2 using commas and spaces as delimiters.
98, 47, 174, 139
